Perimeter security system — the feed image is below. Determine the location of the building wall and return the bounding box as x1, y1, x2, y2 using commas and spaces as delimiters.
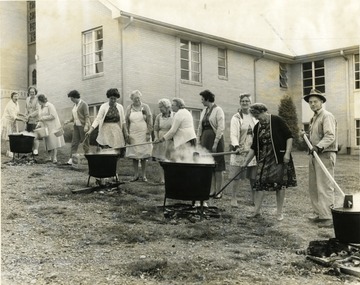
0, 1, 28, 113
35, 0, 123, 118
32, 1, 358, 153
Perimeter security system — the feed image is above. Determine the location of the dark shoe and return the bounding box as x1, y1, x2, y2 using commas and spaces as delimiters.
311, 217, 331, 223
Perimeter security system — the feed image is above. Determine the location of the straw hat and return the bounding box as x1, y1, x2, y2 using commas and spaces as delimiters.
303, 89, 326, 103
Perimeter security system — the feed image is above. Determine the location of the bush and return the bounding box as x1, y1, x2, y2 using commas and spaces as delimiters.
278, 95, 302, 150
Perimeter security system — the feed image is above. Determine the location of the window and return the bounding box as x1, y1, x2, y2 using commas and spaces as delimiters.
27, 1, 36, 44
355, 54, 359, 90
356, 120, 360, 146
279, 63, 288, 88
218, 48, 228, 79
180, 39, 201, 82
88, 103, 103, 122
188, 108, 202, 131
32, 69, 37, 85
302, 60, 325, 95
82, 27, 103, 77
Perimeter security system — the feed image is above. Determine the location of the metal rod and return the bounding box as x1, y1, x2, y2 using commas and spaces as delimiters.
303, 134, 345, 197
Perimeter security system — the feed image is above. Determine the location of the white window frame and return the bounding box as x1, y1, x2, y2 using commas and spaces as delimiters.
82, 27, 104, 78
356, 119, 360, 146
27, 1, 36, 44
355, 54, 359, 90
302, 60, 325, 95
279, 63, 288, 88
88, 103, 103, 122
188, 108, 202, 132
218, 48, 228, 79
180, 39, 201, 83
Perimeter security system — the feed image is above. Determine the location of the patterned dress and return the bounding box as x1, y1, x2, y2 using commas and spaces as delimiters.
253, 122, 297, 191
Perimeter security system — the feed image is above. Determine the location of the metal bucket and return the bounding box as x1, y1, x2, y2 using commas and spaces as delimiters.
85, 153, 119, 178
160, 161, 215, 201
9, 134, 34, 154
331, 207, 360, 243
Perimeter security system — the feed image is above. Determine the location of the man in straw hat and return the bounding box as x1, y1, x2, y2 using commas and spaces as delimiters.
303, 89, 338, 228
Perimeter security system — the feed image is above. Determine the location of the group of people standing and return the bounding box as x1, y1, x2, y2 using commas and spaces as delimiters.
1, 87, 338, 226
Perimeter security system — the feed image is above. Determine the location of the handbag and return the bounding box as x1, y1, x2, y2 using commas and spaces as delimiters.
54, 127, 64, 137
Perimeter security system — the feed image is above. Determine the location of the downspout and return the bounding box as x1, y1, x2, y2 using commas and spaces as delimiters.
340, 50, 350, 154
120, 16, 134, 105
253, 50, 265, 102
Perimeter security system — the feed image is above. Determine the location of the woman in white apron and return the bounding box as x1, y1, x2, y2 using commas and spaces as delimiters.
125, 90, 153, 182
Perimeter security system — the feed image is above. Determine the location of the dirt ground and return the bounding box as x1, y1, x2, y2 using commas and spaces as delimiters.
1, 142, 360, 285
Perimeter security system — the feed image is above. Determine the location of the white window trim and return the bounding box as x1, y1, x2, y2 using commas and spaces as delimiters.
302, 60, 325, 95
279, 63, 288, 89
354, 54, 359, 90
180, 39, 202, 84
218, 48, 228, 80
82, 27, 104, 79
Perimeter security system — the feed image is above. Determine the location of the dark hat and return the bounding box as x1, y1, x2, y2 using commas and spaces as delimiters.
303, 89, 326, 103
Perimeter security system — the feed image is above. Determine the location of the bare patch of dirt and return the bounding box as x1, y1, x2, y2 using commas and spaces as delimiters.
1, 143, 360, 284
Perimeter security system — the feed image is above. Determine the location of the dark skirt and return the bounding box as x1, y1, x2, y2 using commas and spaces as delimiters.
200, 128, 225, 172
253, 143, 297, 191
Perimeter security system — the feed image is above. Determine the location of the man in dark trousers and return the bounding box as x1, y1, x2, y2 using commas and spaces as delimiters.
303, 89, 338, 228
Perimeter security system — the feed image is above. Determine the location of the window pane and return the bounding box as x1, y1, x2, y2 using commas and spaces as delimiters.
314, 60, 324, 68
96, 29, 103, 40
303, 70, 312, 78
303, 62, 312, 70
84, 33, 92, 43
355, 63, 359, 71
95, 51, 103, 62
191, 43, 199, 52
181, 60, 189, 70
218, 58, 225, 67
315, 69, 324, 77
315, 77, 325, 85
191, 72, 200, 82
180, 50, 189, 60
181, 70, 189, 80
191, 62, 199, 72
317, 86, 325, 93
355, 54, 359, 62
303, 87, 312, 95
95, 40, 103, 51
192, 52, 200, 62
218, 67, 226, 76
218, 49, 225, 58
95, 62, 103, 73
180, 39, 188, 49
303, 79, 313, 87
356, 81, 360, 89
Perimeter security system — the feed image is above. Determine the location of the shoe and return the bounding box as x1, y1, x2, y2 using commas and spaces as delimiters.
214, 193, 222, 199
53, 159, 57, 164
246, 213, 262, 219
46, 157, 52, 162
66, 158, 73, 165
231, 199, 238, 208
307, 215, 319, 222
277, 214, 284, 221
33, 149, 38, 156
310, 217, 331, 223
130, 176, 139, 182
317, 221, 333, 228
6, 151, 14, 158
141, 177, 148, 182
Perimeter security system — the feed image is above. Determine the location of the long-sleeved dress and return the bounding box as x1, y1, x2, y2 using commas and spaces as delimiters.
39, 102, 65, 151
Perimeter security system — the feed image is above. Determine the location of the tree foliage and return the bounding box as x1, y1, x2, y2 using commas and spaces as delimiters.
278, 95, 302, 149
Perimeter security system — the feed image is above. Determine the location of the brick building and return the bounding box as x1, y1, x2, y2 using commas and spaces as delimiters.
1, 1, 359, 154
